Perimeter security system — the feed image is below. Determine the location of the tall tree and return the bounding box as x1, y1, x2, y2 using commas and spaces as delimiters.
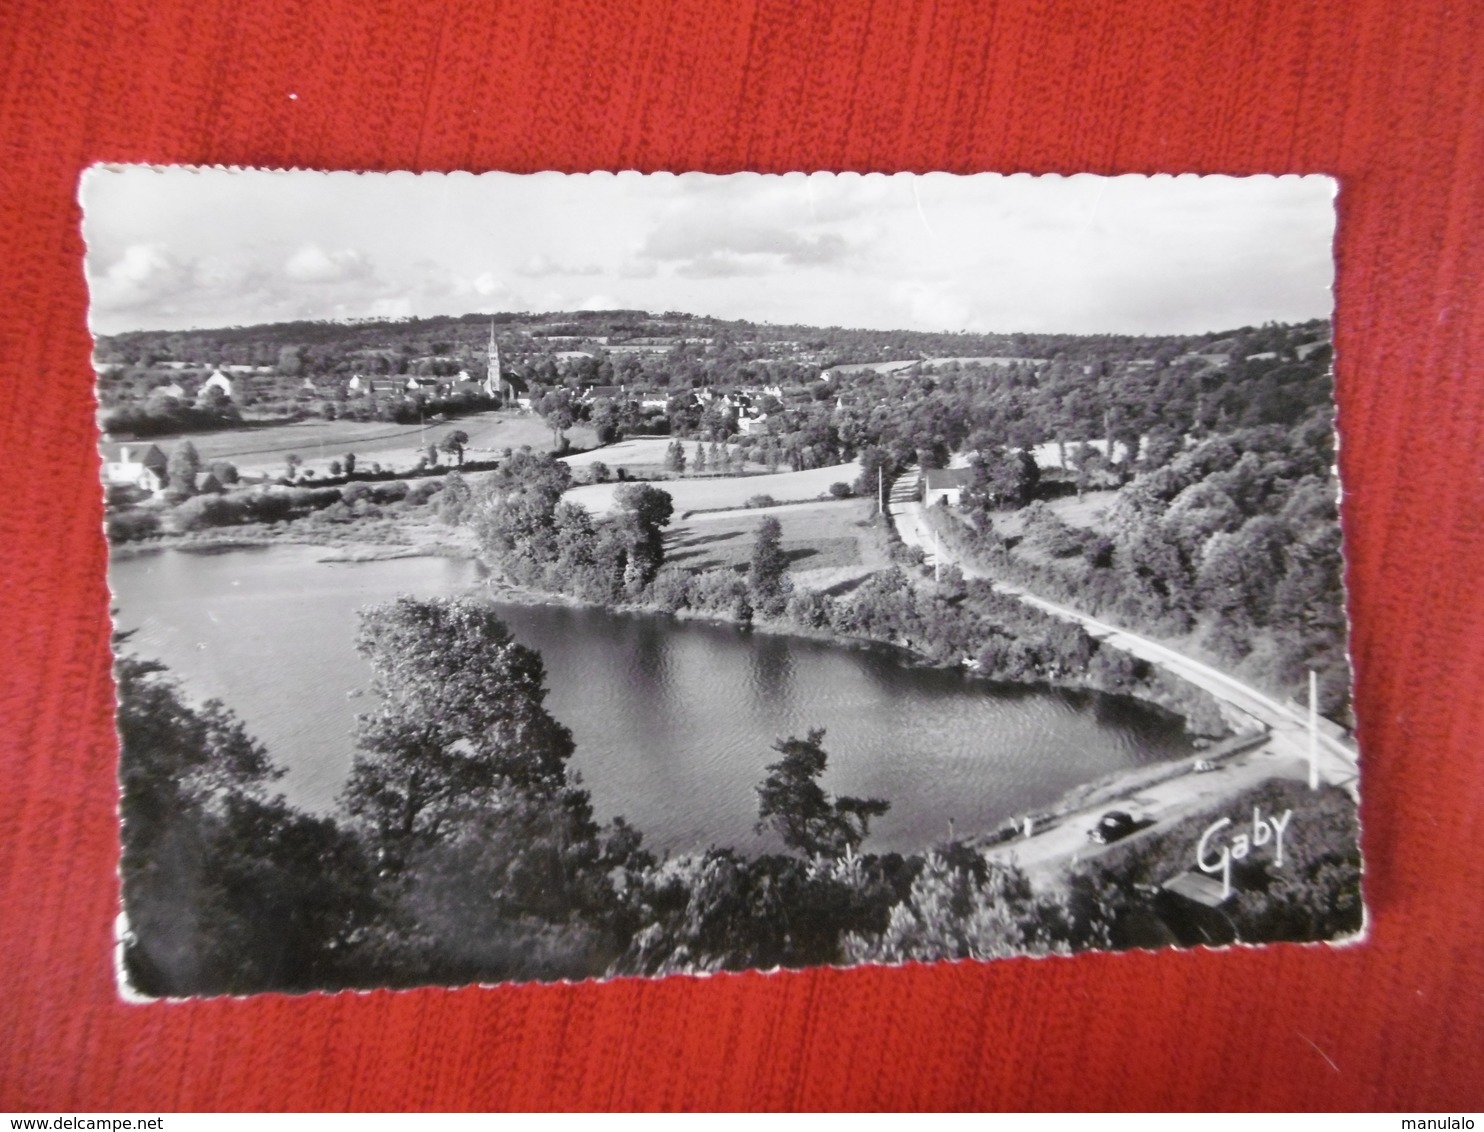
748, 515, 789, 613
612, 483, 675, 587
438, 470, 472, 525
537, 390, 576, 450
342, 597, 578, 869
166, 441, 201, 496
441, 429, 470, 466
755, 729, 890, 858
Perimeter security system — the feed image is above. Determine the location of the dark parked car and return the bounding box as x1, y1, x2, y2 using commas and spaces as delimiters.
1088, 811, 1138, 844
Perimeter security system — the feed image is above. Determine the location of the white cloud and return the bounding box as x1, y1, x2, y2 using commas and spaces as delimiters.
890, 280, 976, 334
515, 254, 602, 278
89, 244, 193, 312
283, 244, 374, 284
641, 223, 852, 272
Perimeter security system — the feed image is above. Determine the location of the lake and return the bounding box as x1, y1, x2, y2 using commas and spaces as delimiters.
108, 545, 1195, 854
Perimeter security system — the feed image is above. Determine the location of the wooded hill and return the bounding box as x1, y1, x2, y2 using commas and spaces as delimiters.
94, 309, 1331, 382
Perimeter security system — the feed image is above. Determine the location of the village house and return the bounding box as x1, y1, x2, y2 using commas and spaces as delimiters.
101, 443, 169, 494
196, 369, 234, 403
922, 467, 974, 508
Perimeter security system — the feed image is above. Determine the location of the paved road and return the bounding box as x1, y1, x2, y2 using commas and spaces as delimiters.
886, 469, 1359, 795
980, 746, 1312, 881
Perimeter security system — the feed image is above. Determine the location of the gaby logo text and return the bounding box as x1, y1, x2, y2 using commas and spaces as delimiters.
1196, 807, 1293, 899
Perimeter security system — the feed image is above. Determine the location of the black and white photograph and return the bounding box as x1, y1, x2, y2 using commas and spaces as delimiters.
86, 169, 1361, 998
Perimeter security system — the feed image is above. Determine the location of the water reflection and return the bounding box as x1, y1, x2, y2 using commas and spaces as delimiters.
749, 631, 795, 709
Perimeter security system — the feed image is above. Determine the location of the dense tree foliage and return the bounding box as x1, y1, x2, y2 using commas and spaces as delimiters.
116, 651, 373, 996
342, 598, 578, 862
468, 451, 675, 601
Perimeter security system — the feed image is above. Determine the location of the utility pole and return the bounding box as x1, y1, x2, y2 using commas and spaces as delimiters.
1308, 668, 1320, 790
878, 465, 884, 515
934, 526, 942, 584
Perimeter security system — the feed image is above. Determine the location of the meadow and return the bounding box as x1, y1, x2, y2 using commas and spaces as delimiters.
155, 412, 597, 477
565, 459, 862, 516
664, 497, 893, 594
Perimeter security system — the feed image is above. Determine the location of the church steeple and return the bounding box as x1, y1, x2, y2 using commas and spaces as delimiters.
486, 321, 502, 396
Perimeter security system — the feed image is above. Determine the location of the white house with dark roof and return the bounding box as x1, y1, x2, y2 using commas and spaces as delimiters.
101, 443, 169, 494
922, 467, 974, 508
197, 369, 234, 402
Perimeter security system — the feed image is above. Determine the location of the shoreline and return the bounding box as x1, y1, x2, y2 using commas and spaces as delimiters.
115, 528, 1229, 739
107, 524, 479, 563
476, 568, 1227, 738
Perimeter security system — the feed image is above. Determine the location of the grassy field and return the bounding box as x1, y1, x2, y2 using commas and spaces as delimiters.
664, 497, 893, 593
563, 437, 788, 481
132, 412, 596, 478
1045, 489, 1119, 531
991, 488, 1119, 539
565, 459, 862, 516
561, 437, 676, 471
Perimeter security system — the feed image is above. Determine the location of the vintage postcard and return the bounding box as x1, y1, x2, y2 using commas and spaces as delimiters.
85, 168, 1360, 997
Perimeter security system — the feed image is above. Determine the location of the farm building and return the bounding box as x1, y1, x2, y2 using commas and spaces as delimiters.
923, 467, 974, 508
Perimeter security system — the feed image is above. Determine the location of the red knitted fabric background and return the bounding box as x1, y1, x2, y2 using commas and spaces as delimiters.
2, 0, 1481, 1111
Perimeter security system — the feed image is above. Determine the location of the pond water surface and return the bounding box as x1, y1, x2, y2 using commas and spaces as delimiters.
109, 545, 1194, 854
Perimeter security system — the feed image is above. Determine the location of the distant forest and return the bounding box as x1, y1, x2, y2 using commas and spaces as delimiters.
94, 308, 1330, 383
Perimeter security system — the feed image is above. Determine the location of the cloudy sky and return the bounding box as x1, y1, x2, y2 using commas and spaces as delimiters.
81, 168, 1335, 337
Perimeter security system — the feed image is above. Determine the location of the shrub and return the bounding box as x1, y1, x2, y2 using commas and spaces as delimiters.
369, 481, 409, 505
746, 494, 778, 509
688, 569, 747, 613
107, 509, 161, 542
242, 492, 294, 523
786, 589, 831, 629
889, 542, 926, 567
407, 480, 444, 506
828, 482, 853, 499
172, 494, 246, 532
313, 501, 355, 524
650, 570, 691, 613
106, 483, 147, 507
